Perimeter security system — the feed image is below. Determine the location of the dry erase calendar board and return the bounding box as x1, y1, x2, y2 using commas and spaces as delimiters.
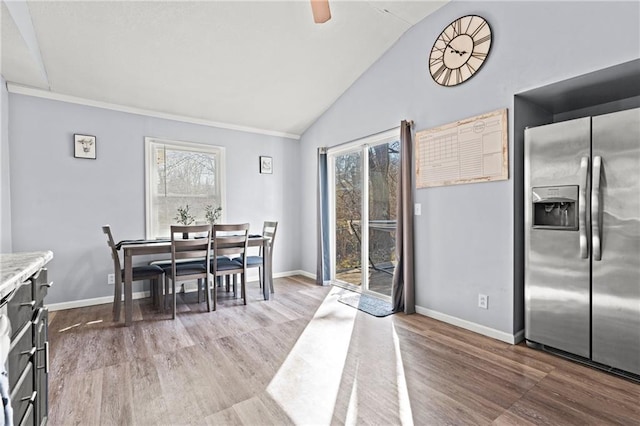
415, 108, 508, 188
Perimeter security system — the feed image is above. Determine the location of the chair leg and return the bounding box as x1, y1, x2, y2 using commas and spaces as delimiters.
258, 267, 262, 288
197, 278, 203, 303
164, 276, 170, 312
172, 279, 177, 320
205, 275, 212, 312
232, 275, 237, 297
113, 276, 122, 322
241, 273, 247, 305
213, 275, 217, 311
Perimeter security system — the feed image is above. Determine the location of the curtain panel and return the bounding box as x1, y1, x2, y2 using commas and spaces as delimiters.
316, 147, 331, 285
391, 120, 416, 314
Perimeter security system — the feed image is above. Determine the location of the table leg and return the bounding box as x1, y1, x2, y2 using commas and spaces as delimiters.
124, 249, 133, 326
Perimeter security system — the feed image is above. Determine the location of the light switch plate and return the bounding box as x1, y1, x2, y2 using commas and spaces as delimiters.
414, 203, 422, 215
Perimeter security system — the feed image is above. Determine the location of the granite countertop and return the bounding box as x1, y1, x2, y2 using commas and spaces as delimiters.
0, 251, 54, 300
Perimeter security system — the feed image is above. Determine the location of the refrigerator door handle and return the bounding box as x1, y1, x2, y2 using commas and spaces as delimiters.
592, 156, 602, 261
579, 156, 589, 259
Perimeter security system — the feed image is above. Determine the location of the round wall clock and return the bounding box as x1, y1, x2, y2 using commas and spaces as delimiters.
429, 15, 492, 87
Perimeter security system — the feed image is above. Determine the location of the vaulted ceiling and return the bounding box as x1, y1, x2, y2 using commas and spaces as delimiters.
1, 1, 447, 138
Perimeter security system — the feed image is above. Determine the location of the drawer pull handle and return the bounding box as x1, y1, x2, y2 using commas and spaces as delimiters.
42, 281, 53, 288
19, 300, 36, 308
20, 347, 36, 357
20, 391, 37, 403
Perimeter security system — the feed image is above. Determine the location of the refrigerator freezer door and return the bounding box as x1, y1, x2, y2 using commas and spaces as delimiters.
591, 107, 640, 375
524, 117, 591, 358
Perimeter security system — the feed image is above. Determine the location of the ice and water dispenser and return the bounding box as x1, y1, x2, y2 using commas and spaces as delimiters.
531, 185, 579, 230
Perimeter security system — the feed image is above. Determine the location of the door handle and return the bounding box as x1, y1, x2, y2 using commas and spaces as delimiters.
578, 156, 589, 259
592, 156, 602, 261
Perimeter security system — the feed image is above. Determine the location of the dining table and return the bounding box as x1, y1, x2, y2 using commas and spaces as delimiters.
117, 235, 272, 326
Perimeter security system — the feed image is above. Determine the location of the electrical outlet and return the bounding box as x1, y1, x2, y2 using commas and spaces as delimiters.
478, 294, 488, 309
107, 273, 115, 285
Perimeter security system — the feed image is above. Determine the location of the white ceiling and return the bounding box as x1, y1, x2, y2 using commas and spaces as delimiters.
1, 1, 447, 138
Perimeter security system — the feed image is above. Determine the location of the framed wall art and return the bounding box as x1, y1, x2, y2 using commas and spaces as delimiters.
74, 134, 97, 159
260, 156, 273, 174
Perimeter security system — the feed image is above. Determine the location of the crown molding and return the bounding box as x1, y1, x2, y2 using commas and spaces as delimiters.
7, 83, 301, 140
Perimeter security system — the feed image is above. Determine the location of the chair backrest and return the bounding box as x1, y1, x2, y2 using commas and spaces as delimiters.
213, 223, 250, 260
262, 221, 278, 255
102, 225, 122, 274
170, 224, 212, 266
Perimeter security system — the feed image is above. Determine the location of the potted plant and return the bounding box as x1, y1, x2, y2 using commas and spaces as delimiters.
204, 204, 222, 226
174, 204, 195, 238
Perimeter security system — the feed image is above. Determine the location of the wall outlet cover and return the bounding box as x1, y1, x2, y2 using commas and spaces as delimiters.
478, 294, 488, 309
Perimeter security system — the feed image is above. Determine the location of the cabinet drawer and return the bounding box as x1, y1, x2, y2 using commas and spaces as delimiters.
7, 282, 34, 340
31, 268, 50, 306
8, 322, 34, 391
10, 362, 34, 426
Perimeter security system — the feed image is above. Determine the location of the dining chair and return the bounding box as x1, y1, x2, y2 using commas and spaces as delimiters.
246, 221, 278, 293
102, 225, 165, 322
210, 223, 250, 310
164, 224, 212, 319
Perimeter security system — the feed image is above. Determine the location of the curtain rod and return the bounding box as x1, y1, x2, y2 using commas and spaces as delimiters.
324, 120, 411, 152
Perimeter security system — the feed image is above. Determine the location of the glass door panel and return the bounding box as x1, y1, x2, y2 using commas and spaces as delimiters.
367, 141, 400, 297
334, 150, 363, 288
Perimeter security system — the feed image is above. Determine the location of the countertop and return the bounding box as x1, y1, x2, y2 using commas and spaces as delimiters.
0, 251, 53, 300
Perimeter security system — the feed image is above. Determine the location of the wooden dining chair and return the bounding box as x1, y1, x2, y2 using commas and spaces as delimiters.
210, 223, 250, 310
246, 221, 278, 293
164, 224, 212, 319
102, 225, 165, 322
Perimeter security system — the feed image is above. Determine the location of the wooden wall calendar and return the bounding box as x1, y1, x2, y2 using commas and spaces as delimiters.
415, 108, 508, 189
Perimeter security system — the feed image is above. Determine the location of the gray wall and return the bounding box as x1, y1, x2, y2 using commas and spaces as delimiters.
8, 94, 301, 304
1, 77, 11, 252
298, 1, 640, 336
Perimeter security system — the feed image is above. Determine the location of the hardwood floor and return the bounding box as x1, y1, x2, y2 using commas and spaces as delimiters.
48, 276, 639, 425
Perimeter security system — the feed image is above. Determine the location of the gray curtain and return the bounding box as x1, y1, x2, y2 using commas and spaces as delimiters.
392, 120, 415, 313
316, 147, 331, 285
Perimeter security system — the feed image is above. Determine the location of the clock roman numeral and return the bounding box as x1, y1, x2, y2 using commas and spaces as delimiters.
452, 18, 462, 37
474, 34, 491, 46
465, 62, 477, 74
442, 68, 453, 85
471, 51, 487, 59
455, 68, 462, 85
432, 64, 447, 80
430, 56, 444, 66
471, 20, 487, 38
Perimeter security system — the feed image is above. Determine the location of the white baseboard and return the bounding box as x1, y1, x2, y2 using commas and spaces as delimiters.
295, 270, 523, 344
415, 305, 522, 345
46, 270, 311, 312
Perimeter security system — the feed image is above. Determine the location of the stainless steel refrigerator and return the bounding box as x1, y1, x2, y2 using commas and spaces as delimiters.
524, 107, 640, 378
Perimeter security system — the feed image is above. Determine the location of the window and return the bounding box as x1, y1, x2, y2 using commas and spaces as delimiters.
145, 137, 225, 239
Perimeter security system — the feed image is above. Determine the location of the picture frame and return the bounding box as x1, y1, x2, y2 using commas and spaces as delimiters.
260, 156, 273, 174
74, 134, 97, 159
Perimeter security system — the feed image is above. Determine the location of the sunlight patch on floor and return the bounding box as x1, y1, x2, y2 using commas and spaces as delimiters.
266, 287, 358, 425
345, 361, 359, 426
392, 323, 413, 425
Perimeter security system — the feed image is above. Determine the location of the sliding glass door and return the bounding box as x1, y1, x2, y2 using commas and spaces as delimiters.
329, 129, 400, 298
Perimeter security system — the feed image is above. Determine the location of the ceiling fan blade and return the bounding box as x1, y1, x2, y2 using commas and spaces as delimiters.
310, 0, 331, 24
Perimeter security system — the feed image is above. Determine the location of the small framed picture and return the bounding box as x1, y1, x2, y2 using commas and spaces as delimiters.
260, 156, 273, 174
74, 134, 96, 159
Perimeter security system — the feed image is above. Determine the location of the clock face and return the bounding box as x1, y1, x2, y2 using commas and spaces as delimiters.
429, 15, 492, 87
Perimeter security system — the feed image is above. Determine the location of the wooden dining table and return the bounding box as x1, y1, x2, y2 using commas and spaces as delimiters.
118, 236, 272, 326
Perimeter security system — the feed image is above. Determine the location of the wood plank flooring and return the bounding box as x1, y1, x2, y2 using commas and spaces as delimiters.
47, 276, 640, 425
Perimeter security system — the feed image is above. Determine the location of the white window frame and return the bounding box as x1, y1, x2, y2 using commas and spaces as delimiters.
144, 137, 226, 239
